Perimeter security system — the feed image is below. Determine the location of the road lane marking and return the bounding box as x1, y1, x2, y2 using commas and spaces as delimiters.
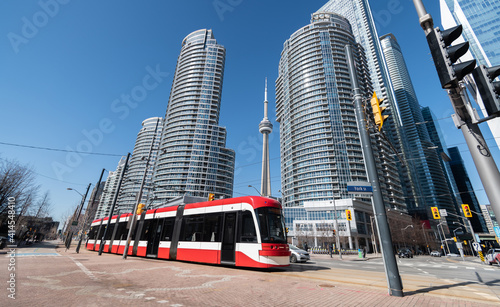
69, 256, 98, 281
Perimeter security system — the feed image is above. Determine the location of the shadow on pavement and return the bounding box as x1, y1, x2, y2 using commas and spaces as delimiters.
404, 278, 500, 296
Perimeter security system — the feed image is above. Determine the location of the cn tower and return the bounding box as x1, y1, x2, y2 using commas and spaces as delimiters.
259, 79, 273, 197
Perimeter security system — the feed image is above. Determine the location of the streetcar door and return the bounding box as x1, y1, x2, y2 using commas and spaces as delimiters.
221, 212, 236, 263
146, 219, 161, 258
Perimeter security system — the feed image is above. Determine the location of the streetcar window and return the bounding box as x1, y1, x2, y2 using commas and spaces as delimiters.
239, 211, 257, 243
114, 221, 128, 241
161, 218, 174, 241
140, 220, 152, 241
180, 215, 204, 241
203, 213, 222, 242
87, 226, 97, 240
255, 208, 287, 244
104, 224, 115, 240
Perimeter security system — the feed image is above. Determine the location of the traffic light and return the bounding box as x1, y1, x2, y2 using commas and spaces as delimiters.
472, 65, 500, 116
208, 193, 215, 201
426, 24, 476, 89
370, 92, 389, 131
462, 204, 472, 218
345, 210, 352, 221
431, 207, 441, 219
136, 203, 145, 215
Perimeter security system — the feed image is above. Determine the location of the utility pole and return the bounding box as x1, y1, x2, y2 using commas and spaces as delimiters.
412, 0, 500, 222
98, 153, 130, 256
346, 45, 403, 297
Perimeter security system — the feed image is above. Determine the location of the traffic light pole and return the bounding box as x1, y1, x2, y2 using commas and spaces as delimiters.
346, 45, 403, 297
413, 0, 500, 223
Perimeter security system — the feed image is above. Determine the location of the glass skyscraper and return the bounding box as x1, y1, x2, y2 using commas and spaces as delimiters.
381, 33, 458, 221
448, 147, 488, 233
441, 0, 500, 67
318, 0, 418, 211
421, 107, 463, 231
276, 12, 405, 210
153, 29, 235, 204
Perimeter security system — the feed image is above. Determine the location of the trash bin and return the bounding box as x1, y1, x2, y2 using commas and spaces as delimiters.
358, 249, 363, 259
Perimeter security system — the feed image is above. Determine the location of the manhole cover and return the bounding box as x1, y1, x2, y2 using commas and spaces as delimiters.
319, 284, 335, 288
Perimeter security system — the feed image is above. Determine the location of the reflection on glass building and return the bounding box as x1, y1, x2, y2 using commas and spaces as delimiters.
380, 33, 458, 223
153, 29, 235, 205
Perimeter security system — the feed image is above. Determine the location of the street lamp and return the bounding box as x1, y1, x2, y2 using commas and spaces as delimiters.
421, 223, 430, 254
66, 185, 91, 251
330, 199, 342, 260
401, 225, 414, 248
248, 185, 262, 196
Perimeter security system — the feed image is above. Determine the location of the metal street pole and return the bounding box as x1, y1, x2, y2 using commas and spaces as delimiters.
76, 168, 105, 253
99, 153, 130, 255
413, 0, 500, 223
123, 118, 160, 259
346, 45, 403, 297
438, 222, 451, 255
331, 199, 342, 260
421, 223, 430, 254
65, 183, 91, 251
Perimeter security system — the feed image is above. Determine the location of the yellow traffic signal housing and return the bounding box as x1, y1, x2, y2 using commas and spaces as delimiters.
462, 204, 472, 217
345, 209, 352, 221
370, 92, 389, 131
453, 237, 457, 242
136, 203, 146, 215
208, 193, 215, 201
431, 207, 441, 219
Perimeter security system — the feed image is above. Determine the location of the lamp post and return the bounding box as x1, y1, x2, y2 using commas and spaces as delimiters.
330, 199, 342, 260
248, 185, 262, 196
66, 184, 91, 251
421, 223, 430, 254
401, 225, 414, 248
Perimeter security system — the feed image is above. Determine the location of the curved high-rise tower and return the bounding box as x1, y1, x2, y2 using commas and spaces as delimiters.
276, 12, 382, 207
153, 29, 235, 204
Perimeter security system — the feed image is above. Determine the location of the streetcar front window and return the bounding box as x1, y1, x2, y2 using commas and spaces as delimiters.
256, 207, 287, 244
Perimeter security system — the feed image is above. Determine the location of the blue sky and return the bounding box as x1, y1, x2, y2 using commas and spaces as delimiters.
1, 0, 499, 224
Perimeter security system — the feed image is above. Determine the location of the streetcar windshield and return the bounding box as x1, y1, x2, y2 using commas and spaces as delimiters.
255, 207, 287, 244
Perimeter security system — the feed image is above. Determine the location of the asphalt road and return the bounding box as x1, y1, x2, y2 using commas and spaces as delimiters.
283, 254, 500, 302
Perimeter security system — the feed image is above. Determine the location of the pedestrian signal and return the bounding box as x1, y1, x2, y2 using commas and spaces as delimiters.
461, 204, 472, 217
431, 207, 441, 219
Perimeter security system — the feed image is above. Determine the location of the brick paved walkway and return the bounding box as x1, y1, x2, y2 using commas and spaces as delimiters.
1, 241, 498, 306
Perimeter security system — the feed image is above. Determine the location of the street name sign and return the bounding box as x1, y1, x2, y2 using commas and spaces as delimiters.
346, 181, 373, 194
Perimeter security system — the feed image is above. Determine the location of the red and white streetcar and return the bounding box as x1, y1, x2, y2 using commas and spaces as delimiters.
86, 196, 290, 268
